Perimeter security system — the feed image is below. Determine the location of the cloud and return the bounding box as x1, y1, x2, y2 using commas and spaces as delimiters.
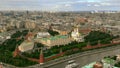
0, 0, 42, 10
41, 3, 73, 11
94, 4, 100, 7
100, 3, 111, 6
65, 4, 72, 7
0, 0, 120, 11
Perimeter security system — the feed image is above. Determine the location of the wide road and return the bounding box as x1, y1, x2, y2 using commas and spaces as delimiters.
1, 45, 120, 68
40, 45, 120, 68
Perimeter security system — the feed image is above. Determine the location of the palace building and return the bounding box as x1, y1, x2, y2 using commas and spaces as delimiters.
18, 41, 34, 52
35, 35, 72, 47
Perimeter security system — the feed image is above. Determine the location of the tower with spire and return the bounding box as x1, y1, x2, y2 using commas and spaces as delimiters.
97, 40, 101, 47
39, 47, 44, 64
87, 42, 91, 49
13, 44, 20, 57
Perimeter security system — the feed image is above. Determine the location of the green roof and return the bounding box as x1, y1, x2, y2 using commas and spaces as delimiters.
82, 61, 118, 68
103, 58, 115, 64
42, 38, 48, 41
41, 35, 68, 41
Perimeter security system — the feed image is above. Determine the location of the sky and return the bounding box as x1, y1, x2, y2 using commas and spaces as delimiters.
0, 0, 120, 11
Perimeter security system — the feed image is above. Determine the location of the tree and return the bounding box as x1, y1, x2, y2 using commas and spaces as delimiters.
84, 31, 114, 43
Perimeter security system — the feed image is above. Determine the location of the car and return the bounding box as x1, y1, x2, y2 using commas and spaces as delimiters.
68, 60, 75, 64
65, 60, 79, 68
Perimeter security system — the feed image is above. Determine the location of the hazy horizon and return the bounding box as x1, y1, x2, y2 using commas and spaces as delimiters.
0, 0, 120, 11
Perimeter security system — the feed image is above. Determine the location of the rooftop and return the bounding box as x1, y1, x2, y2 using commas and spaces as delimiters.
82, 58, 118, 68
41, 35, 69, 41
18, 41, 34, 52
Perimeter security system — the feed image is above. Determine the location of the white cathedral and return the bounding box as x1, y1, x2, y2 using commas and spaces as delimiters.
71, 27, 84, 42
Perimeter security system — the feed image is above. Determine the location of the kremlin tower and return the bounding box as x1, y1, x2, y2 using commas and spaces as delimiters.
13, 45, 20, 57
87, 42, 91, 49
97, 40, 101, 47
39, 48, 44, 64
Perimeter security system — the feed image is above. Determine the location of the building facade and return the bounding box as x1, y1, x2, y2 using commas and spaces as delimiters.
36, 35, 72, 47
71, 27, 84, 42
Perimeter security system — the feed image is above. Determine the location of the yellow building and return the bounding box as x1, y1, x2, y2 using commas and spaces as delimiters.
25, 21, 36, 29
18, 41, 34, 52
35, 35, 72, 47
59, 31, 68, 35
52, 29, 69, 35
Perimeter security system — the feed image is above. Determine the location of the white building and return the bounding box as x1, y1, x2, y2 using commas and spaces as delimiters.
71, 27, 84, 42
116, 55, 120, 61
5, 36, 11, 39
36, 32, 50, 38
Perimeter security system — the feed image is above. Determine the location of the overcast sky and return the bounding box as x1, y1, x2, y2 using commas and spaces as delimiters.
0, 0, 120, 11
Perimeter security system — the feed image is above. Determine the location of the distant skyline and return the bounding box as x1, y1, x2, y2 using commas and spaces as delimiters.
0, 0, 120, 11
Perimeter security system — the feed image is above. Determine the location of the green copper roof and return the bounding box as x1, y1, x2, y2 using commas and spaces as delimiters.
42, 38, 48, 41
41, 35, 68, 41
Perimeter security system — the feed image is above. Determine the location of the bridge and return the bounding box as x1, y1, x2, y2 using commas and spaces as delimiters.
1, 45, 120, 68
